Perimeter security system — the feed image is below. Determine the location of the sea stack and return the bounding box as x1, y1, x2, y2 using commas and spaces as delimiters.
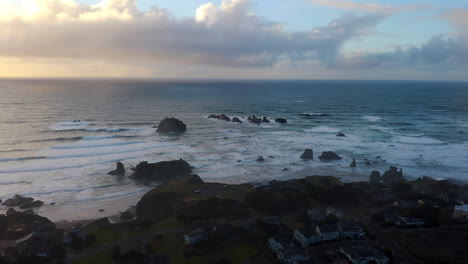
156, 118, 187, 132
300, 149, 314, 160
319, 151, 342, 161
108, 162, 125, 176
350, 159, 356, 167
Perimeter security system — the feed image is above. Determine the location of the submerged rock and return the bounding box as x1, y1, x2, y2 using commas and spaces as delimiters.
2, 195, 34, 207
336, 133, 346, 137
19, 200, 44, 209
275, 118, 287, 124
108, 162, 125, 176
300, 149, 314, 160
350, 159, 356, 167
156, 118, 186, 132
319, 151, 342, 161
129, 160, 192, 183
256, 156, 265, 162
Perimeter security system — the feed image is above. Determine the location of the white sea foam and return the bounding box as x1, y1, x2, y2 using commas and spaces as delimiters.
393, 135, 444, 145
362, 115, 383, 122
50, 121, 90, 131
301, 113, 328, 116
305, 126, 341, 133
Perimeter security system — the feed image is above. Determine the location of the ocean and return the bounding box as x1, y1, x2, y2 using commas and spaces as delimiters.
0, 79, 467, 220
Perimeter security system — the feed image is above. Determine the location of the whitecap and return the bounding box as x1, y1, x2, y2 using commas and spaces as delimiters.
393, 135, 445, 145
362, 115, 383, 122
305, 126, 341, 133
49, 121, 90, 131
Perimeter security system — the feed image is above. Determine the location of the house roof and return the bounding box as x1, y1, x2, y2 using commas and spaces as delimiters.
297, 227, 317, 238
455, 204, 468, 212
270, 234, 292, 245
341, 244, 387, 261
318, 224, 340, 233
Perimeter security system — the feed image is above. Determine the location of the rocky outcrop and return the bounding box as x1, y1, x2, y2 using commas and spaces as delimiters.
256, 156, 265, 162
186, 174, 204, 185
0, 212, 55, 240
108, 162, 125, 176
2, 195, 33, 207
262, 117, 270, 123
129, 160, 192, 183
156, 118, 187, 132
336, 133, 346, 137
382, 166, 403, 184
136, 191, 179, 221
232, 117, 242, 123
248, 115, 262, 124
319, 151, 342, 161
6, 208, 16, 216
370, 171, 381, 184
208, 114, 232, 122
300, 149, 313, 160
275, 118, 287, 124
19, 200, 44, 209
350, 159, 356, 167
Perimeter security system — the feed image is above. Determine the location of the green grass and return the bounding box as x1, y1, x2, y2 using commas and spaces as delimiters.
74, 249, 113, 264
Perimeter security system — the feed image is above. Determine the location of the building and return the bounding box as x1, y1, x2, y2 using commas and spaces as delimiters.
294, 227, 321, 247
325, 207, 342, 219
277, 245, 309, 264
307, 209, 326, 223
454, 204, 468, 220
340, 244, 390, 264
268, 234, 293, 253
184, 228, 208, 245
63, 224, 87, 244
399, 217, 425, 226
316, 224, 340, 241
383, 212, 402, 225
339, 220, 366, 239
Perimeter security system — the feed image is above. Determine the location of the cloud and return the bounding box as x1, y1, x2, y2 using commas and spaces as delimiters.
310, 0, 431, 14
0, 0, 387, 68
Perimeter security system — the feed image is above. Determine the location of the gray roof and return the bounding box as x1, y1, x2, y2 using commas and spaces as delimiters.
341, 243, 387, 260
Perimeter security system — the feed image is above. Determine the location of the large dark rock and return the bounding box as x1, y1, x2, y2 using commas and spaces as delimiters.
262, 117, 270, 123
186, 174, 204, 185
248, 115, 262, 124
2, 195, 33, 207
209, 114, 231, 122
129, 160, 192, 183
369, 171, 381, 184
19, 200, 44, 209
275, 118, 287, 124
336, 133, 346, 137
382, 166, 403, 184
350, 159, 356, 167
0, 212, 55, 240
300, 149, 313, 160
256, 156, 265, 162
156, 118, 186, 132
232, 117, 242, 123
136, 191, 179, 221
108, 162, 125, 176
6, 208, 16, 216
319, 151, 342, 161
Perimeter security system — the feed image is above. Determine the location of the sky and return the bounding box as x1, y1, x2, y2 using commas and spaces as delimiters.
0, 0, 467, 80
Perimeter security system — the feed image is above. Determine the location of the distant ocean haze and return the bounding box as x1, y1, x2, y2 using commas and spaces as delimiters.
0, 79, 467, 220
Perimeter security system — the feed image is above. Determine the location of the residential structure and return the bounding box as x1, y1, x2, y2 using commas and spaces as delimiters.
277, 245, 309, 264
339, 220, 366, 239
63, 224, 87, 244
340, 243, 390, 264
184, 228, 208, 245
316, 224, 340, 241
454, 204, 468, 220
268, 234, 293, 253
325, 207, 342, 219
294, 227, 321, 247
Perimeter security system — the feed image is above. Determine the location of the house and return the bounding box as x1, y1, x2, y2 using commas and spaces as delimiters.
277, 245, 309, 264
340, 243, 390, 264
316, 224, 340, 241
294, 227, 321, 247
339, 220, 366, 239
454, 204, 468, 220
184, 228, 208, 245
383, 212, 402, 225
268, 234, 293, 253
307, 209, 326, 223
393, 200, 419, 209
325, 207, 342, 219
400, 217, 425, 226
63, 224, 87, 244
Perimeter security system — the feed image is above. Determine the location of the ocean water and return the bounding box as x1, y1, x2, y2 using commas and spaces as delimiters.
0, 79, 467, 219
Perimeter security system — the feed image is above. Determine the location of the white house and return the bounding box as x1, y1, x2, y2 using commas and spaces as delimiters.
340, 244, 390, 264
268, 234, 292, 253
184, 228, 208, 245
339, 220, 366, 239
454, 204, 468, 220
294, 227, 321, 247
316, 224, 340, 241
